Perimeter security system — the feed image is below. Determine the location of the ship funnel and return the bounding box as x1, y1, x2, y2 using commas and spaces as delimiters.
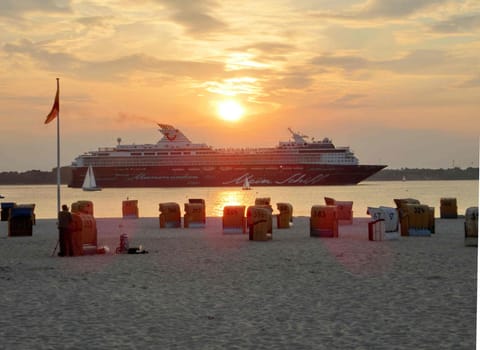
157, 124, 193, 145
288, 127, 308, 144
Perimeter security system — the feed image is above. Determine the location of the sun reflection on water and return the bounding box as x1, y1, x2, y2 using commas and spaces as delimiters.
209, 189, 257, 216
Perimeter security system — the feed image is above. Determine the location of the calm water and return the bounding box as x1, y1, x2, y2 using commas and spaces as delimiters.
0, 180, 478, 219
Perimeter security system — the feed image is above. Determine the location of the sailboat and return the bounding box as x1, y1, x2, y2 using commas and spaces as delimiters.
242, 177, 251, 190
82, 165, 102, 191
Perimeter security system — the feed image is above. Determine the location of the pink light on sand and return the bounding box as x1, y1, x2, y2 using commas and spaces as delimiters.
320, 221, 394, 277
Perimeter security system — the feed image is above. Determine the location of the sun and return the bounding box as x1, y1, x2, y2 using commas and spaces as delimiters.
216, 100, 244, 122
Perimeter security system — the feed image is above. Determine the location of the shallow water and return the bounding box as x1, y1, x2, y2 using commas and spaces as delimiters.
0, 180, 478, 219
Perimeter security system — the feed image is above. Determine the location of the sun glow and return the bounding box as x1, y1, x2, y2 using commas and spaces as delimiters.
216, 100, 245, 122
211, 190, 255, 216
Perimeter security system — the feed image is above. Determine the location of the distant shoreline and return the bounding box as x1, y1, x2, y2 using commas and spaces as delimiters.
0, 167, 478, 185
366, 167, 479, 181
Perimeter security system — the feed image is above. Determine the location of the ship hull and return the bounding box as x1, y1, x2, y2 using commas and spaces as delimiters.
68, 164, 386, 188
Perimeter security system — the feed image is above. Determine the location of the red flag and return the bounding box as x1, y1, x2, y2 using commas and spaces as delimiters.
44, 83, 59, 124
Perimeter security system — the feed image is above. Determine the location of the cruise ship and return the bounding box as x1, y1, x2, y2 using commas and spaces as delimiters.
68, 124, 386, 188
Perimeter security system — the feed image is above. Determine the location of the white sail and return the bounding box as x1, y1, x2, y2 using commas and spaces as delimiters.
82, 165, 101, 191
242, 177, 251, 190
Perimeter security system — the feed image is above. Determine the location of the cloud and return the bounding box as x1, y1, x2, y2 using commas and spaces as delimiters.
311, 49, 452, 74
116, 112, 158, 125
358, 0, 449, 18
457, 75, 480, 88
76, 16, 114, 28
232, 42, 295, 55
4, 39, 76, 72
429, 13, 480, 33
309, 0, 451, 21
277, 72, 315, 90
154, 0, 227, 36
377, 50, 449, 73
226, 42, 296, 65
311, 54, 369, 72
3, 39, 224, 81
0, 0, 71, 17
329, 93, 369, 108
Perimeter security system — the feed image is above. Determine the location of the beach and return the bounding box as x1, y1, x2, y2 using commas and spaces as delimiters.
0, 216, 476, 349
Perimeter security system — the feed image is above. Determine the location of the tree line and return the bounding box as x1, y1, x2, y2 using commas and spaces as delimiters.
0, 168, 72, 185
367, 167, 479, 181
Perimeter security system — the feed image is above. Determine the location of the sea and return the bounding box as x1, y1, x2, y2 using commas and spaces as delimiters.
0, 180, 478, 219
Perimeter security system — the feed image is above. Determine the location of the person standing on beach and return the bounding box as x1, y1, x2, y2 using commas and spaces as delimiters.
58, 204, 73, 257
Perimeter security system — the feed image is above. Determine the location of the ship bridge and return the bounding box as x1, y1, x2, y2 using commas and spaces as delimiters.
280, 128, 335, 149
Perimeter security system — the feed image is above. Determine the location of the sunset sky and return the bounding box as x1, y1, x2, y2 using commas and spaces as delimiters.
1, 0, 479, 172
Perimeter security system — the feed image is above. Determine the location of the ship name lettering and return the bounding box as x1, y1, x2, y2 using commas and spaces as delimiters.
275, 173, 328, 185
131, 173, 197, 180
222, 173, 272, 185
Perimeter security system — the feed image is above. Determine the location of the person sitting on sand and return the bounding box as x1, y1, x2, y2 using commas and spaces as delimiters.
58, 204, 73, 257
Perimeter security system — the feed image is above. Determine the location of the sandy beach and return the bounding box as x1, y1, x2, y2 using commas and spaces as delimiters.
0, 216, 476, 349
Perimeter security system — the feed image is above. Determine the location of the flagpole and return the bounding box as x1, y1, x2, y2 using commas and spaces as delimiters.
45, 78, 61, 257
56, 78, 61, 214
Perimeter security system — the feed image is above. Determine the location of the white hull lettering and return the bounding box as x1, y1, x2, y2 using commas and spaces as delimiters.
222, 173, 329, 186
130, 173, 198, 181
274, 173, 329, 185
222, 173, 272, 185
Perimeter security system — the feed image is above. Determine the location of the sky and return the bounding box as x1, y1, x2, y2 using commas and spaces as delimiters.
0, 0, 479, 172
